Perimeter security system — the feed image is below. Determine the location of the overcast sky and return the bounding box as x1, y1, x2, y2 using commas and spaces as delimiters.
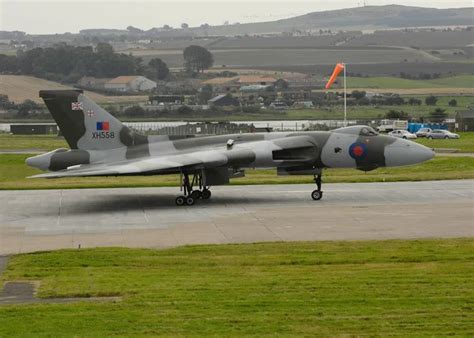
1, 0, 472, 34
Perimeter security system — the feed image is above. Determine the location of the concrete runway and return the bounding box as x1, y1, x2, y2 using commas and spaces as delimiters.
0, 180, 473, 255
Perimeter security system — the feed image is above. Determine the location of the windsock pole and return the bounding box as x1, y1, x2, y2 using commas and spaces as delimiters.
343, 63, 347, 127
325, 63, 347, 127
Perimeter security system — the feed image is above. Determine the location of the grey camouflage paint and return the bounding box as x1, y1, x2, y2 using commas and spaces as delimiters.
26, 90, 435, 181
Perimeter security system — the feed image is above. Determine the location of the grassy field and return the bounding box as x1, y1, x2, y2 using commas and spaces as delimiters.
346, 75, 474, 89
0, 134, 68, 150
417, 132, 474, 153
0, 75, 147, 104
0, 239, 473, 336
284, 101, 472, 120
132, 48, 433, 68
1, 153, 473, 190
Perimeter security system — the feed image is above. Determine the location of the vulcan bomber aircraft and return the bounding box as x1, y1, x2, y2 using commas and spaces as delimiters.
26, 90, 435, 206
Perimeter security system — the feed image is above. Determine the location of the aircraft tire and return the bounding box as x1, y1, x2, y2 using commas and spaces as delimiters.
186, 196, 195, 206
191, 190, 202, 199
175, 196, 186, 206
201, 189, 211, 200
311, 190, 323, 201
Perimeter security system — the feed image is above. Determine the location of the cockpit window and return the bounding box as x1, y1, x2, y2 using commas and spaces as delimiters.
333, 125, 378, 136
360, 127, 378, 136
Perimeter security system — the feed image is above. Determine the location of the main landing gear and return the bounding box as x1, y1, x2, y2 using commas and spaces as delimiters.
175, 171, 211, 206
311, 172, 323, 201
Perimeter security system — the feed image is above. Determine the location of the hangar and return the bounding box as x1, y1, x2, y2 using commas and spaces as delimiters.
456, 109, 474, 131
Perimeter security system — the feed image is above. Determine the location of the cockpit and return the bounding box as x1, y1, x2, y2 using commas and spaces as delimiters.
332, 125, 379, 136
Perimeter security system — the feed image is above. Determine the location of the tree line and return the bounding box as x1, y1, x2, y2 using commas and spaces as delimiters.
0, 43, 214, 83
0, 43, 144, 83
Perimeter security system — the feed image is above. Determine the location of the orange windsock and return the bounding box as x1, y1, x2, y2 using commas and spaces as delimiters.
325, 63, 345, 89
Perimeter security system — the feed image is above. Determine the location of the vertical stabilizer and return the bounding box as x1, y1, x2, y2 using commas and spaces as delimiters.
39, 90, 143, 151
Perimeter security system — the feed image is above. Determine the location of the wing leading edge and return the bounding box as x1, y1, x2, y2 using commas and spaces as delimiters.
29, 146, 257, 178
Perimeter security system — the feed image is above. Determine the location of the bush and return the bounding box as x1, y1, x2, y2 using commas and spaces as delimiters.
351, 90, 366, 100
177, 105, 193, 115
0, 94, 14, 109
123, 105, 146, 117
425, 95, 438, 106
356, 97, 370, 106
386, 110, 408, 119
408, 98, 422, 106
429, 108, 447, 122
17, 99, 39, 117
242, 105, 261, 114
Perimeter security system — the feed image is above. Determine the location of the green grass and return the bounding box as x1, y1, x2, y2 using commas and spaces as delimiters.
1, 154, 473, 190
417, 132, 474, 153
347, 75, 474, 89
284, 102, 470, 119
0, 134, 68, 150
0, 239, 473, 336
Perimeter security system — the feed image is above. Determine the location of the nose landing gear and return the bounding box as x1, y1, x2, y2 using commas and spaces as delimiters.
175, 171, 212, 206
311, 172, 323, 201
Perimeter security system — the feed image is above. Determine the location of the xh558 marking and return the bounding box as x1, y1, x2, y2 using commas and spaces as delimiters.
26, 90, 434, 206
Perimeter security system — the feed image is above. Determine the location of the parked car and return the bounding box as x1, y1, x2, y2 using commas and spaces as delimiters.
426, 130, 460, 139
388, 130, 417, 139
415, 128, 432, 138
269, 101, 289, 111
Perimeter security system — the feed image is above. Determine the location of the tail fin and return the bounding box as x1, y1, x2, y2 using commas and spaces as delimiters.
40, 90, 137, 151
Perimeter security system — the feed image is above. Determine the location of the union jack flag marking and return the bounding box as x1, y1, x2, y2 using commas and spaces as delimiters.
71, 102, 83, 111
87, 110, 95, 117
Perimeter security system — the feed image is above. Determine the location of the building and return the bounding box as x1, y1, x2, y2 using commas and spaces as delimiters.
208, 94, 240, 107
240, 85, 272, 92
105, 76, 157, 92
148, 95, 185, 105
292, 101, 314, 109
78, 76, 110, 90
202, 75, 277, 93
269, 100, 289, 111
10, 123, 58, 135
456, 109, 474, 131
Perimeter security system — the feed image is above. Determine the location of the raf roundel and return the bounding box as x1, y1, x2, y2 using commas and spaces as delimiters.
349, 142, 368, 160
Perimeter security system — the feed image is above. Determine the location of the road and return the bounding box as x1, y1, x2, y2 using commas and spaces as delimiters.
0, 180, 472, 255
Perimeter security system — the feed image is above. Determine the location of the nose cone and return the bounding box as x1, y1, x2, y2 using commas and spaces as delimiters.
384, 138, 435, 167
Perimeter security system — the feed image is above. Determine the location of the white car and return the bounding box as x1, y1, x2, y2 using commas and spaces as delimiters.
388, 130, 417, 139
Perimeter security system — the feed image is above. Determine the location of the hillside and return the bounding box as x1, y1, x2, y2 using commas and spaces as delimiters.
0, 75, 147, 104
184, 5, 474, 36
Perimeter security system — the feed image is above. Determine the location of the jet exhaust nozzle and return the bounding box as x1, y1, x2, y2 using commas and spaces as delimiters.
25, 148, 68, 171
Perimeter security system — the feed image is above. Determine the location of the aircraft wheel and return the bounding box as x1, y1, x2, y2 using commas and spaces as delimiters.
201, 189, 211, 200
185, 196, 195, 206
311, 190, 323, 201
175, 196, 186, 206
190, 190, 202, 199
